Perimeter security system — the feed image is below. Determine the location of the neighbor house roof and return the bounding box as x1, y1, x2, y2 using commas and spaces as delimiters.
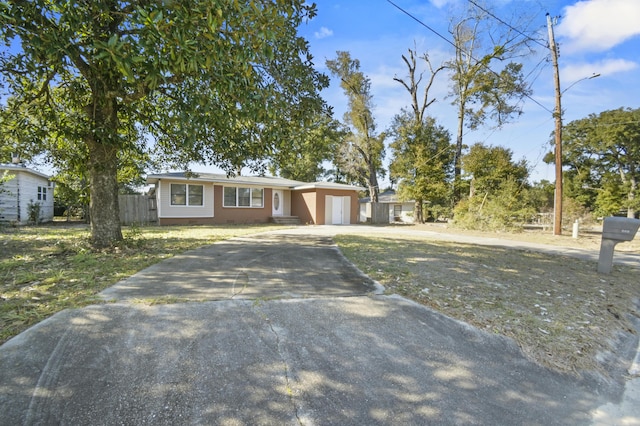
360, 189, 413, 203
0, 163, 51, 180
146, 172, 364, 191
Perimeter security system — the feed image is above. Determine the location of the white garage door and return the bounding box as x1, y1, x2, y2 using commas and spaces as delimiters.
327, 196, 351, 225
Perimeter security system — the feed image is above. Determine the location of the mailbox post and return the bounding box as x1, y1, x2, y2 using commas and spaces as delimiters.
597, 217, 640, 274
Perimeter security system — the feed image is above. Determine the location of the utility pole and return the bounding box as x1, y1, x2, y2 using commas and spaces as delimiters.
547, 13, 563, 236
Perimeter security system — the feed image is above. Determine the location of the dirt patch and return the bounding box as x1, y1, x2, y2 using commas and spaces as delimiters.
335, 227, 640, 378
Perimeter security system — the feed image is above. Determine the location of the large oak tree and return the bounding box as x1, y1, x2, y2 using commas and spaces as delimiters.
560, 107, 640, 218
267, 112, 344, 182
0, 0, 327, 247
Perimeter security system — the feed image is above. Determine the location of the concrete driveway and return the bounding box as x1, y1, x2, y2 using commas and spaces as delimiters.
0, 228, 636, 425
99, 233, 380, 302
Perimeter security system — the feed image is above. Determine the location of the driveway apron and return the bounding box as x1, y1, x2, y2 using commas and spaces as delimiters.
0, 230, 629, 425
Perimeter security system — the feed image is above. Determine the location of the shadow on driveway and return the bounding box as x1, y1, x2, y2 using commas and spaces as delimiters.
100, 234, 379, 302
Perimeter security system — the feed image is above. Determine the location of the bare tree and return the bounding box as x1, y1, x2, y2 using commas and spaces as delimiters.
391, 48, 448, 222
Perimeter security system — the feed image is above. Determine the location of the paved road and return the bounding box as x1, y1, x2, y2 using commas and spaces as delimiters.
1, 226, 638, 425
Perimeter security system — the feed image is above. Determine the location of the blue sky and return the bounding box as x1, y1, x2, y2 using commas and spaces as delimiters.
297, 0, 640, 184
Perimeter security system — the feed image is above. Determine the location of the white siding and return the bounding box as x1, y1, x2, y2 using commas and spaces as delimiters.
0, 172, 19, 222
0, 169, 54, 223
359, 202, 371, 223
388, 202, 414, 223
157, 180, 214, 218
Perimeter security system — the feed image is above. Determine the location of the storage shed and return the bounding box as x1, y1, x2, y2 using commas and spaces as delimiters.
0, 162, 55, 224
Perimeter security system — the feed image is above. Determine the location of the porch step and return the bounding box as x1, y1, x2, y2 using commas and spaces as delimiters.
270, 216, 300, 225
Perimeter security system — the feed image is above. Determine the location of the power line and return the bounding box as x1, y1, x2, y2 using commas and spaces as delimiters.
466, 0, 549, 50
386, 0, 456, 50
386, 0, 553, 114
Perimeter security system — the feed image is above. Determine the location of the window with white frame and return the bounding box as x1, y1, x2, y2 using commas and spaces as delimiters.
223, 187, 264, 208
37, 186, 47, 201
171, 183, 203, 206
188, 185, 203, 206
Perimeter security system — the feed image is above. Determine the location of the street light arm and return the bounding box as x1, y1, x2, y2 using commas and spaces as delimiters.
561, 73, 601, 95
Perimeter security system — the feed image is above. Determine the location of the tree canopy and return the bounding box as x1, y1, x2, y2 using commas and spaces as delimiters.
389, 111, 453, 222
446, 4, 532, 199
0, 0, 327, 246
559, 107, 640, 218
462, 143, 529, 198
453, 142, 533, 230
268, 113, 344, 182
326, 51, 385, 202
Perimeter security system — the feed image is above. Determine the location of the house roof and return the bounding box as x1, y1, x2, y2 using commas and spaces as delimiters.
293, 181, 366, 191
146, 172, 364, 191
360, 189, 413, 204
0, 163, 51, 180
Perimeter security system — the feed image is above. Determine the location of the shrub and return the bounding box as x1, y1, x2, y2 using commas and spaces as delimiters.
27, 200, 41, 225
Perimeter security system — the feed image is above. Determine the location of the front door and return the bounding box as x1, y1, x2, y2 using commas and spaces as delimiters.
272, 189, 284, 216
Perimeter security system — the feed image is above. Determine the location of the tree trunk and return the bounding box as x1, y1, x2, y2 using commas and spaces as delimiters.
369, 157, 379, 203
453, 104, 465, 202
628, 175, 637, 218
87, 139, 122, 247
414, 199, 423, 223
85, 86, 123, 248
620, 169, 638, 219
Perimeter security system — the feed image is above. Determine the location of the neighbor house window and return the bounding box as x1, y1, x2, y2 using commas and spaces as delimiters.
37, 186, 46, 201
171, 183, 203, 206
223, 187, 264, 208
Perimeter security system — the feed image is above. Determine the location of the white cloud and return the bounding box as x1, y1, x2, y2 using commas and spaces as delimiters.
430, 0, 452, 8
314, 27, 333, 39
561, 58, 637, 83
556, 0, 640, 52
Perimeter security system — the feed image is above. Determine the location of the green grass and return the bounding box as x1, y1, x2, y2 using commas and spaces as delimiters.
0, 223, 288, 344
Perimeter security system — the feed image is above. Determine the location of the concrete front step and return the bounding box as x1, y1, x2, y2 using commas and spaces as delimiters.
270, 216, 300, 225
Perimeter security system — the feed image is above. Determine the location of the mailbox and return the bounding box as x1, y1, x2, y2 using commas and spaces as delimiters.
598, 217, 640, 274
602, 217, 640, 241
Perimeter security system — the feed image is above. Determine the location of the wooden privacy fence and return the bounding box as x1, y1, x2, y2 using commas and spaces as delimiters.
370, 202, 389, 224
119, 195, 157, 225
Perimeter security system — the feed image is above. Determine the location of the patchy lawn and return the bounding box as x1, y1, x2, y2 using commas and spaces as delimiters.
335, 231, 640, 377
3, 221, 639, 378
0, 223, 288, 344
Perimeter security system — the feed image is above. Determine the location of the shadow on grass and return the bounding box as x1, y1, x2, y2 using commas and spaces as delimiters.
335, 234, 640, 375
0, 224, 289, 343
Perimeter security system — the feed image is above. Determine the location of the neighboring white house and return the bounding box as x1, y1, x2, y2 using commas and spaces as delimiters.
0, 162, 55, 224
359, 189, 414, 223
